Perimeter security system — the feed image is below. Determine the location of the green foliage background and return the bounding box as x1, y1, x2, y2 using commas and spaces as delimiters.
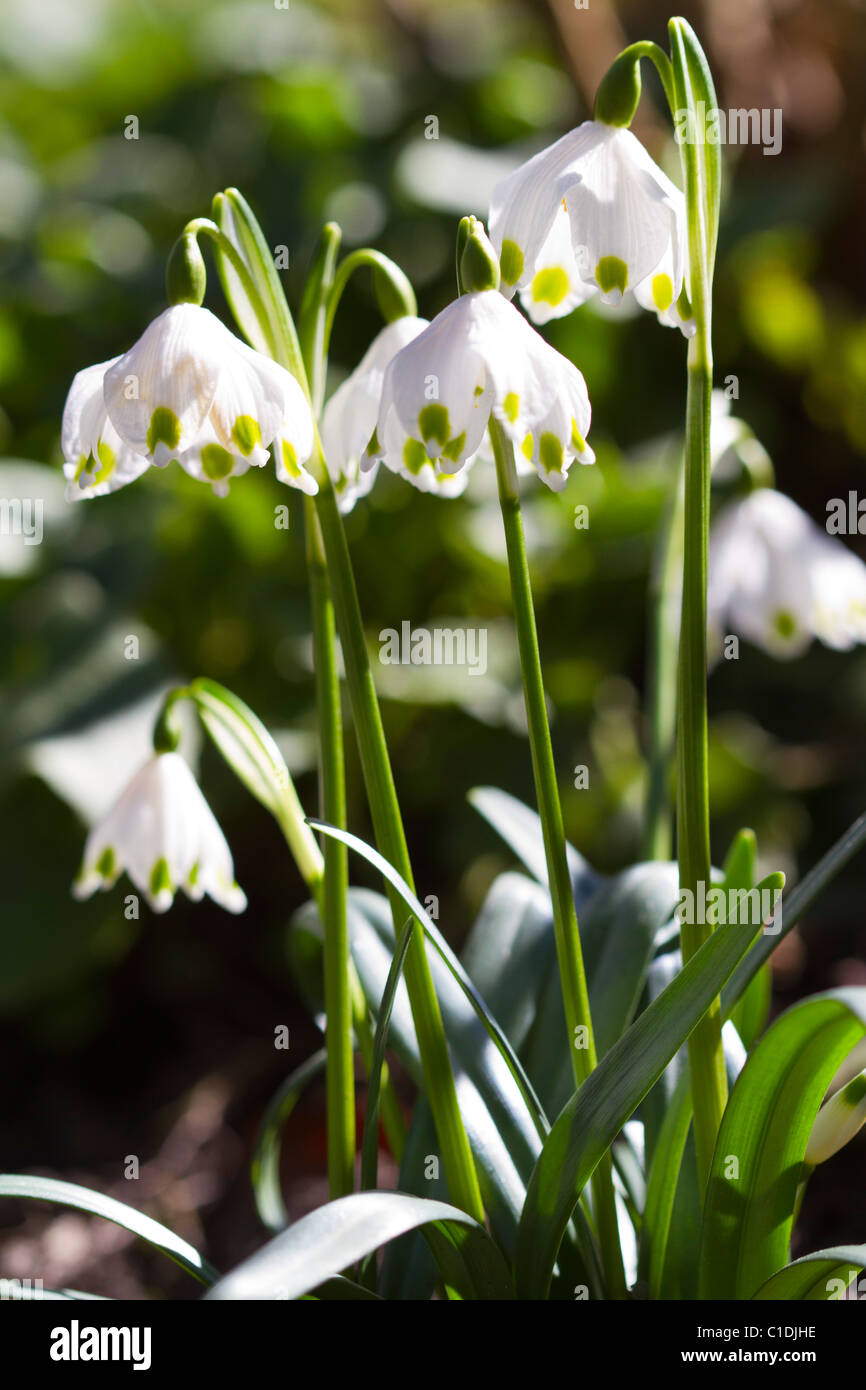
1, 0, 865, 1290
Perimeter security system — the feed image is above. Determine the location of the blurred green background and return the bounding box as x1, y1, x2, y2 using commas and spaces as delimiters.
1, 0, 866, 1294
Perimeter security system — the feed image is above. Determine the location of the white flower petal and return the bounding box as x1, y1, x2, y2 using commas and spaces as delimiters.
489, 120, 689, 329
103, 305, 230, 463
709, 488, 866, 661
61, 358, 152, 500
322, 316, 428, 513
371, 291, 594, 495
72, 752, 245, 914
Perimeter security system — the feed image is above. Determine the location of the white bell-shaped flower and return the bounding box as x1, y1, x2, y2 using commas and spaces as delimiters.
72, 751, 247, 914
366, 290, 594, 494
63, 305, 316, 499
708, 488, 866, 660
806, 1069, 866, 1165
61, 358, 151, 501
321, 316, 429, 513
488, 120, 693, 335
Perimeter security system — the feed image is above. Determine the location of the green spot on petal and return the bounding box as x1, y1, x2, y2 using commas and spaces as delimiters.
521, 433, 534, 460
231, 414, 261, 456
773, 610, 797, 639
571, 419, 587, 453
403, 437, 428, 476
150, 857, 173, 900
147, 407, 181, 455
500, 239, 524, 287
96, 846, 116, 878
503, 392, 520, 423
94, 439, 116, 482
652, 273, 674, 311
189, 861, 200, 888
201, 443, 234, 481
365, 426, 381, 458
538, 432, 564, 475
531, 266, 569, 307
441, 431, 466, 463
418, 403, 450, 448
281, 439, 301, 478
595, 256, 629, 296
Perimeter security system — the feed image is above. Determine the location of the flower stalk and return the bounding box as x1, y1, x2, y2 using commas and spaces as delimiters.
489, 418, 625, 1297
667, 17, 725, 1194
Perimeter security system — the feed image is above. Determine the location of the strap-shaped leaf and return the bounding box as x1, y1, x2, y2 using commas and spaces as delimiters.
211, 187, 304, 378
204, 1191, 511, 1300
514, 879, 782, 1299
0, 1175, 218, 1286
189, 677, 322, 885
752, 1246, 866, 1301
698, 988, 866, 1299
251, 1048, 328, 1232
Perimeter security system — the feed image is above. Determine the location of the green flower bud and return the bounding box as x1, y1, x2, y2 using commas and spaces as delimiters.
166, 231, 207, 307
594, 51, 642, 128
457, 216, 500, 295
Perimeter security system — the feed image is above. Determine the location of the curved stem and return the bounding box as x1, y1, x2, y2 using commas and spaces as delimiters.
489, 419, 626, 1299
322, 249, 417, 366
184, 218, 279, 361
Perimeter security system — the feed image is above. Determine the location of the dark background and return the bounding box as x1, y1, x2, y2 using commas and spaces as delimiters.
1, 0, 864, 1295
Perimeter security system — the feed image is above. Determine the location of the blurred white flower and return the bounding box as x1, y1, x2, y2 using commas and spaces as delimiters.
321, 316, 428, 513
63, 305, 316, 499
708, 488, 866, 659
73, 751, 246, 914
806, 1068, 866, 1165
488, 121, 693, 335
366, 290, 594, 494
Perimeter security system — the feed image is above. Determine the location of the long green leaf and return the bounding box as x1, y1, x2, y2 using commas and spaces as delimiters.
514, 878, 783, 1299
725, 810, 866, 1012
752, 1246, 866, 1301
204, 1191, 511, 1300
468, 786, 597, 894
308, 818, 548, 1137
0, 1175, 218, 1286
698, 988, 866, 1299
250, 1048, 328, 1232
190, 677, 322, 885
211, 187, 304, 378
361, 918, 414, 1195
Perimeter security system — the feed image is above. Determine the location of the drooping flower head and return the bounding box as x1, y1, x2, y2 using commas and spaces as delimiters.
708, 488, 866, 659
488, 120, 693, 335
63, 305, 316, 500
366, 288, 594, 494
73, 751, 246, 914
321, 316, 429, 513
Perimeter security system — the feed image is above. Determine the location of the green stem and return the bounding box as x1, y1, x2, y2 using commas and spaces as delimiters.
676, 315, 726, 1196
670, 17, 727, 1197
643, 449, 684, 862
305, 496, 355, 1200
321, 249, 416, 366
312, 451, 484, 1223
489, 420, 626, 1298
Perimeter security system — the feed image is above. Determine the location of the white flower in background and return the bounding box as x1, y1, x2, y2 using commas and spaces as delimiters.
321, 316, 428, 513
73, 752, 246, 914
62, 305, 316, 500
488, 121, 693, 335
805, 1069, 866, 1165
366, 290, 594, 494
708, 488, 866, 660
